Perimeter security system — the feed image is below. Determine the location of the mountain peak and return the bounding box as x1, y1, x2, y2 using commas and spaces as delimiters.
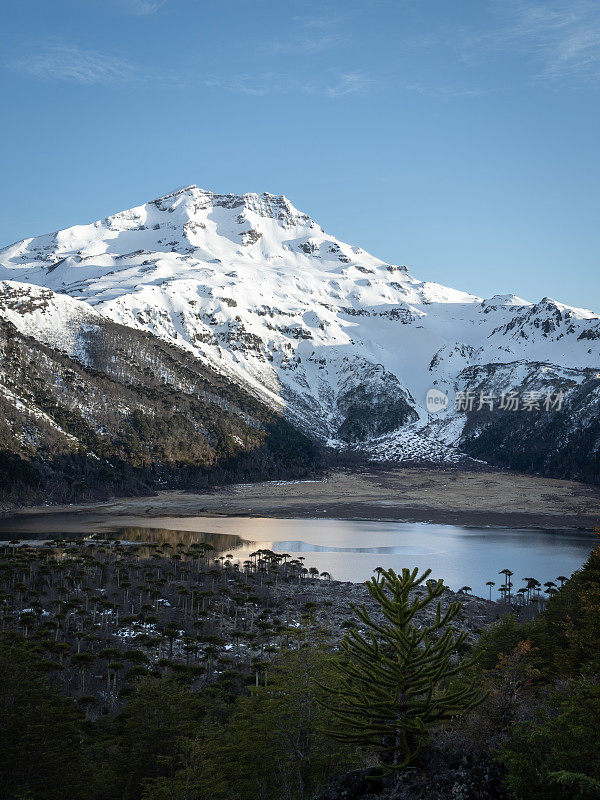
152, 184, 199, 203
1, 186, 598, 450
143, 185, 315, 234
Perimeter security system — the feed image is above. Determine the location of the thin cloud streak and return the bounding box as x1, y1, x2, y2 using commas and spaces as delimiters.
201, 73, 291, 96
404, 81, 485, 99
513, 2, 600, 81
326, 71, 374, 97
122, 0, 168, 14
454, 1, 600, 84
261, 33, 347, 55
8, 44, 140, 84
305, 71, 375, 98
6, 39, 376, 99
204, 70, 374, 98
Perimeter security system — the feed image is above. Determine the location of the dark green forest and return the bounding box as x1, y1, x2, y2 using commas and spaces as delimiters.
1, 534, 599, 800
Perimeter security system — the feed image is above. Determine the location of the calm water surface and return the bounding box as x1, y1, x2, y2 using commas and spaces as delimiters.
0, 513, 594, 598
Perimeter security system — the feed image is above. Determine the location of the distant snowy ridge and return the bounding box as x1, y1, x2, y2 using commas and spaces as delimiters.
1, 184, 599, 471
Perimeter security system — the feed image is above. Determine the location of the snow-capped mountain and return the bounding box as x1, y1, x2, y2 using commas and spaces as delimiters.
1, 185, 599, 474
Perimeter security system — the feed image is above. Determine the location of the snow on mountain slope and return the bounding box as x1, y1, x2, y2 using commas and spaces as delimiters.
0, 280, 103, 360
1, 185, 599, 463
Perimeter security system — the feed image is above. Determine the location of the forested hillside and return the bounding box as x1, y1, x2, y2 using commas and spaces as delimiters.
0, 535, 599, 799
0, 314, 324, 508
456, 364, 600, 484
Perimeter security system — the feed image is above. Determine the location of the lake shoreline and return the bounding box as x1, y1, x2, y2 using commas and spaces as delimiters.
1, 467, 599, 533
0, 504, 596, 534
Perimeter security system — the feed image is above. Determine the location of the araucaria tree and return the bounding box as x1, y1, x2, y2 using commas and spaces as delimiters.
319, 567, 485, 770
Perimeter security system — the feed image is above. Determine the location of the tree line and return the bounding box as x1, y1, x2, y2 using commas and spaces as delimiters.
1, 532, 599, 799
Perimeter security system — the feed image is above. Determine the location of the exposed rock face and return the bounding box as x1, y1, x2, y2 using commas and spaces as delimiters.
0, 284, 323, 508
0, 185, 598, 478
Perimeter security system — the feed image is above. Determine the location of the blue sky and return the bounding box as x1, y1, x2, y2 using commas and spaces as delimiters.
1, 0, 599, 310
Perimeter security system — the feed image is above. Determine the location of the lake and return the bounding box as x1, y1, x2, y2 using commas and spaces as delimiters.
0, 512, 594, 599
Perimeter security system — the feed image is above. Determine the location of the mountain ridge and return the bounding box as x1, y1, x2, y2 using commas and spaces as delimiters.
0, 185, 598, 483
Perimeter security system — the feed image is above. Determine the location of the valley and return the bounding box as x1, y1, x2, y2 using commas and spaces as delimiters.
4, 468, 599, 531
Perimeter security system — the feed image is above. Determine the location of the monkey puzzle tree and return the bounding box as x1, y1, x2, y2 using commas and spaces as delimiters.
319, 566, 485, 770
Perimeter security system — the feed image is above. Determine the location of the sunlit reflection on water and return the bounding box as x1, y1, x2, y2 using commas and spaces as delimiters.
1, 514, 591, 598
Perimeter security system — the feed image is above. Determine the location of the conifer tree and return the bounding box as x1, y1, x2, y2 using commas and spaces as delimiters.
319, 566, 485, 770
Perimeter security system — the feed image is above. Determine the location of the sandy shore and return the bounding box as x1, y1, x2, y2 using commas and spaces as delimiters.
2, 468, 599, 531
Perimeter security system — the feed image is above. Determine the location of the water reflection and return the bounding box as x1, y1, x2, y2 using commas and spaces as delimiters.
106, 518, 595, 599
0, 514, 594, 598
270, 541, 437, 555
115, 526, 253, 552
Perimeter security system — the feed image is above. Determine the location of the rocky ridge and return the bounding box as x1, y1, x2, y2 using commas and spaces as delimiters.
0, 185, 599, 481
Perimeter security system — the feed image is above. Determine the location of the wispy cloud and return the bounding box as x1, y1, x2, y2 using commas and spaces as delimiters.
326, 71, 373, 97
305, 71, 374, 98
261, 33, 347, 55
202, 73, 291, 96
121, 0, 168, 14
8, 44, 140, 84
5, 34, 375, 100
202, 70, 375, 98
452, 1, 600, 84
404, 81, 485, 100
509, 1, 600, 81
